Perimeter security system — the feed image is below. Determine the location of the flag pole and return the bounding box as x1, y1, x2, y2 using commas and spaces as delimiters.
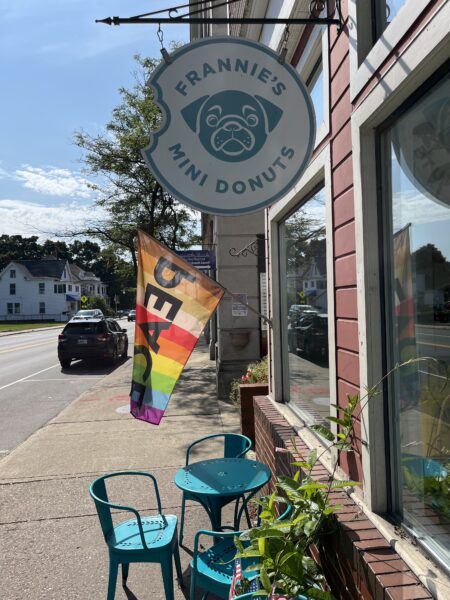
223, 288, 273, 328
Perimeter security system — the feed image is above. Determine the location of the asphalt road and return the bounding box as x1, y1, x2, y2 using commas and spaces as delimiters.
0, 319, 135, 456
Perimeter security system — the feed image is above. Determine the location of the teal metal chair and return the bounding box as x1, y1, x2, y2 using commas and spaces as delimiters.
179, 433, 252, 545
89, 471, 183, 600
190, 529, 257, 600
190, 501, 291, 600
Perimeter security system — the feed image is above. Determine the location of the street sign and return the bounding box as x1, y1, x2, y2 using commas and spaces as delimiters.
176, 250, 216, 270
80, 295, 88, 304
142, 37, 315, 215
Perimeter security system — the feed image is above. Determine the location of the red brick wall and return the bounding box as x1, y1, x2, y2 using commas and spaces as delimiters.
252, 397, 433, 600
328, 0, 361, 480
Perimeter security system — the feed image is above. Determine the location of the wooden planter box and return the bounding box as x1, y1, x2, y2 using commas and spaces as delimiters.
239, 383, 269, 447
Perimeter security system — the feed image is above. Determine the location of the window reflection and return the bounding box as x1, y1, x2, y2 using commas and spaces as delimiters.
383, 74, 450, 567
307, 58, 324, 132
375, 0, 407, 37
281, 188, 329, 425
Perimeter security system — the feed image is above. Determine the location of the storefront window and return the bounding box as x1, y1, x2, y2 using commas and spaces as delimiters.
306, 58, 324, 133
280, 187, 329, 425
381, 73, 450, 568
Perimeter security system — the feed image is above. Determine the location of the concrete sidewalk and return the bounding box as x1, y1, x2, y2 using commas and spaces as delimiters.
0, 339, 241, 600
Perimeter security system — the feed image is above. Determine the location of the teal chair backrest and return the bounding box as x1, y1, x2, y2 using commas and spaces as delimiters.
90, 476, 114, 540
185, 433, 252, 465
89, 471, 163, 541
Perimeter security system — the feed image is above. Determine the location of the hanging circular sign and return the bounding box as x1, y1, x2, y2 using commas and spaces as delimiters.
142, 37, 316, 215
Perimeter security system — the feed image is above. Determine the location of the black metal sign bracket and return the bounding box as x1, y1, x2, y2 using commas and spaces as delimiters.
96, 0, 344, 31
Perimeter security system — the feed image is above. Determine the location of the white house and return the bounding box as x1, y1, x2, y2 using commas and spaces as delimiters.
0, 257, 107, 321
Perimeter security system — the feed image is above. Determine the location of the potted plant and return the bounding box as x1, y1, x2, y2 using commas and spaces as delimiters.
233, 358, 439, 600
234, 403, 359, 600
230, 356, 269, 405
230, 357, 269, 444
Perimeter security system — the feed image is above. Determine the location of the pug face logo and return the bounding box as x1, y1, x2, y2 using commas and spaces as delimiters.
181, 90, 283, 162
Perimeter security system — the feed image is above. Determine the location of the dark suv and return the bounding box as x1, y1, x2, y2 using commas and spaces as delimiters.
58, 318, 128, 369
290, 313, 328, 361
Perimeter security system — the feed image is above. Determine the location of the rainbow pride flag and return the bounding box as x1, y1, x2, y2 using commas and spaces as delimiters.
130, 231, 224, 425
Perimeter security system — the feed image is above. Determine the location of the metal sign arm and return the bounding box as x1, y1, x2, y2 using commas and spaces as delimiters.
96, 0, 343, 28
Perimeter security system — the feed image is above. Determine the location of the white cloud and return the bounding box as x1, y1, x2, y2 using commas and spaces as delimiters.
393, 188, 450, 230
14, 166, 93, 199
0, 198, 106, 239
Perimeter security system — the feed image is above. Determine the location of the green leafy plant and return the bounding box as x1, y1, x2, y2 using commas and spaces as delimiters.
234, 358, 438, 600
230, 356, 269, 405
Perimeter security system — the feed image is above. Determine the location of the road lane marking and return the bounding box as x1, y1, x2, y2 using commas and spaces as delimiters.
0, 363, 60, 391
0, 340, 55, 354
21, 378, 103, 382
417, 341, 450, 349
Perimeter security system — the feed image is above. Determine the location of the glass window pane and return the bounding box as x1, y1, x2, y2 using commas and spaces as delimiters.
375, 1, 407, 37
382, 73, 450, 567
309, 62, 325, 129
280, 188, 329, 426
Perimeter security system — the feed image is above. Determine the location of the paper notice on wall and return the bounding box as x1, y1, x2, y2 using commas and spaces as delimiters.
232, 294, 248, 316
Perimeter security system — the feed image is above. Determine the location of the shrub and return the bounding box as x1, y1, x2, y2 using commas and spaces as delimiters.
230, 356, 268, 405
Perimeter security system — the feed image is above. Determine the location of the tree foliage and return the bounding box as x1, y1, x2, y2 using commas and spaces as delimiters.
73, 54, 199, 273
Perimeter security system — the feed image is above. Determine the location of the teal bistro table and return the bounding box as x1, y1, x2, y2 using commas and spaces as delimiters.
174, 457, 272, 532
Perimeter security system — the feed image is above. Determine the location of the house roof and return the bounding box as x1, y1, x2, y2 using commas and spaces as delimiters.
14, 258, 66, 279
69, 263, 99, 282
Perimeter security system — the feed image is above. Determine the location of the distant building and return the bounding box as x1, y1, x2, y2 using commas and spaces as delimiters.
0, 257, 108, 321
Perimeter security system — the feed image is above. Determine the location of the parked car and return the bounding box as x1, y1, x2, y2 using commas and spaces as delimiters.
289, 313, 328, 361
128, 309, 136, 322
287, 304, 319, 325
72, 309, 104, 320
57, 318, 128, 368
434, 301, 450, 323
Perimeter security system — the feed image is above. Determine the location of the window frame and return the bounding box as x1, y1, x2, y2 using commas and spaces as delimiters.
268, 145, 336, 438
376, 66, 450, 575
39, 302, 45, 315
348, 0, 439, 101
349, 10, 450, 585
7, 302, 21, 314
39, 282, 45, 295
9, 283, 16, 295
278, 182, 327, 414
10, 269, 16, 279
295, 24, 330, 147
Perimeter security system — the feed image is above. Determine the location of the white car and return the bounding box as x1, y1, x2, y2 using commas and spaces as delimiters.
72, 309, 104, 320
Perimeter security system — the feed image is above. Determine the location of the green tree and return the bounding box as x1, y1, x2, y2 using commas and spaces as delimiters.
41, 239, 71, 260
73, 54, 199, 274
87, 295, 114, 316
0, 235, 42, 270
69, 240, 103, 270
413, 243, 450, 292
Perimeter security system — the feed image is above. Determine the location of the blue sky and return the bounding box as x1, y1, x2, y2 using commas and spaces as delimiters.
0, 1, 188, 239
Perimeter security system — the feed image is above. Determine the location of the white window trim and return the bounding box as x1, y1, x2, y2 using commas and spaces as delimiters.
295, 24, 330, 147
351, 0, 450, 512
267, 145, 337, 445
349, 0, 440, 101
260, 0, 296, 50
350, 5, 450, 594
